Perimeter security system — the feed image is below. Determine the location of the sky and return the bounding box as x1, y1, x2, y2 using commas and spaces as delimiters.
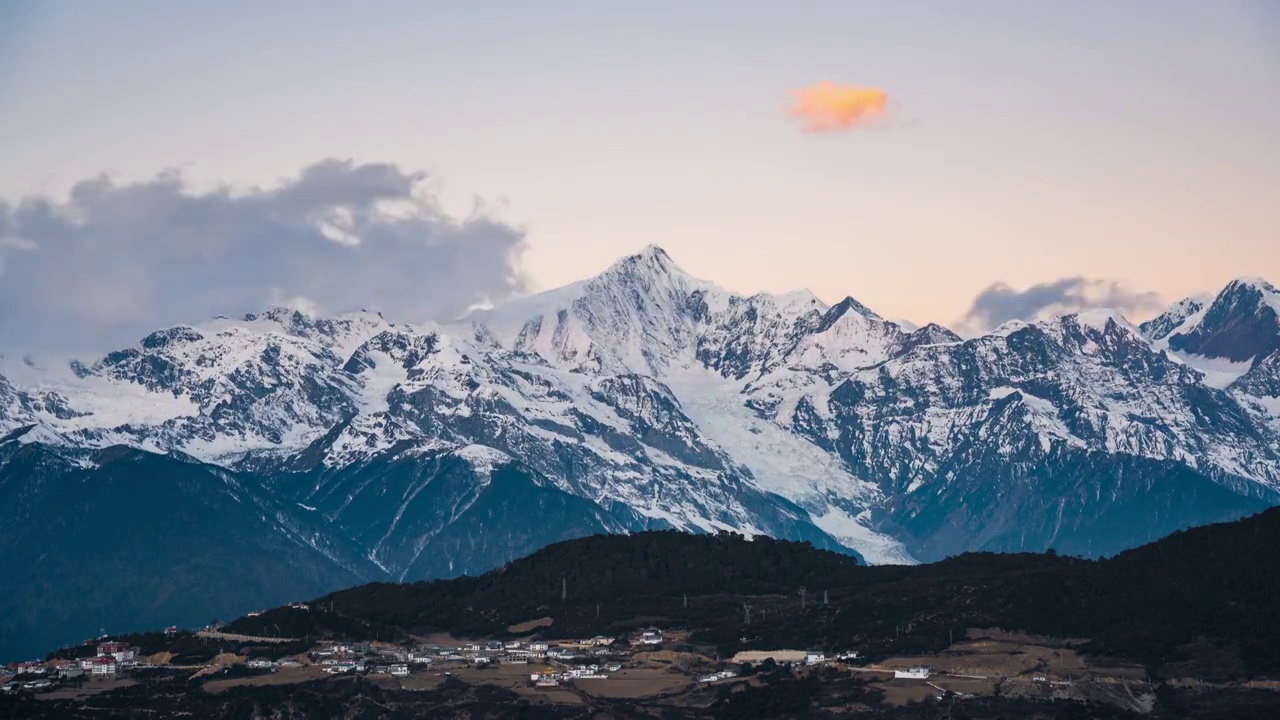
1, 0, 1278, 351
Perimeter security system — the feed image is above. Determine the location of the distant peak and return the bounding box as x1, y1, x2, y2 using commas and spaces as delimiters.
638, 244, 672, 261
602, 244, 694, 283
1224, 277, 1278, 295
610, 244, 676, 269
832, 296, 884, 321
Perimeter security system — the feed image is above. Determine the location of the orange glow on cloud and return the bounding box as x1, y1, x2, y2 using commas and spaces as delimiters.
788, 82, 888, 133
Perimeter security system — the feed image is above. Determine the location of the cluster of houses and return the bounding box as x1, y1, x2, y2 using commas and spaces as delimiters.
77, 641, 144, 676
528, 662, 624, 687
1, 641, 148, 694
301, 636, 626, 676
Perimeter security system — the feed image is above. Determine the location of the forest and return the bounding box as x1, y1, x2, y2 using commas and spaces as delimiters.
222, 506, 1280, 680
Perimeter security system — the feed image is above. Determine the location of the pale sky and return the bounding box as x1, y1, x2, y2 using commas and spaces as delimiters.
2, 0, 1279, 346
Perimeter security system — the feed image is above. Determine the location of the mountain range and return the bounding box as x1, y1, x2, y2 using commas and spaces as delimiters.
3, 246, 1280, 660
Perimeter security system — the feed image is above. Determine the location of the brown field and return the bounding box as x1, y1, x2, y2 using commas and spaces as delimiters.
202, 665, 328, 693
453, 663, 536, 691
36, 678, 136, 701
534, 689, 585, 704
878, 636, 1087, 680
507, 617, 553, 633
574, 668, 691, 698
935, 676, 997, 694
871, 678, 944, 706
398, 672, 445, 692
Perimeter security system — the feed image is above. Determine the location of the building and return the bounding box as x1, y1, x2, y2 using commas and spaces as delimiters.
91, 657, 117, 675
894, 666, 930, 680
246, 658, 276, 670
96, 642, 138, 663
637, 628, 663, 645
804, 651, 826, 665
390, 664, 410, 677
164, 627, 178, 636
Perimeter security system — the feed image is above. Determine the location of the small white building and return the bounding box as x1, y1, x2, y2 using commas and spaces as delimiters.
390, 664, 410, 677
637, 629, 663, 645
894, 666, 930, 680
91, 657, 117, 675
805, 651, 826, 665
246, 658, 276, 670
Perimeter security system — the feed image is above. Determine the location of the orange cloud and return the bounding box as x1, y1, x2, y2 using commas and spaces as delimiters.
788, 82, 888, 133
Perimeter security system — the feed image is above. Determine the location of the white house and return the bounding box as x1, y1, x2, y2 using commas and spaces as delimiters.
96, 642, 137, 663
246, 658, 276, 670
805, 651, 826, 665
91, 657, 117, 675
390, 664, 410, 677
894, 666, 930, 680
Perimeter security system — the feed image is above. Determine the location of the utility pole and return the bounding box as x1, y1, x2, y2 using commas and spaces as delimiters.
596, 604, 600, 619
683, 593, 688, 609
823, 590, 828, 606
561, 576, 567, 602
799, 586, 807, 610
743, 603, 753, 625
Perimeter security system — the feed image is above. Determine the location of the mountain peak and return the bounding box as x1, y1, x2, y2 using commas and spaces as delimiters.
1158, 276, 1280, 363
1225, 276, 1279, 295
602, 244, 689, 283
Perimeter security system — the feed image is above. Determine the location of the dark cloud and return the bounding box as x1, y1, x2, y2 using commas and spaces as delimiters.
0, 159, 528, 353
960, 277, 1163, 333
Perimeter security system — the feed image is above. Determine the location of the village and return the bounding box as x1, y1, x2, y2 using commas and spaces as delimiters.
3, 620, 879, 702
4, 621, 1149, 710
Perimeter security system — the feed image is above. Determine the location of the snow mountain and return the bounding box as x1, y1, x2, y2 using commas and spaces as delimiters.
3, 246, 1280, 658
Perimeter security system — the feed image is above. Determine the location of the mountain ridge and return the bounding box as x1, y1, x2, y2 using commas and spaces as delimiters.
3, 246, 1280, 659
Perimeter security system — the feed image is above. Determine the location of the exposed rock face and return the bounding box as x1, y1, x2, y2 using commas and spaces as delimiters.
4, 248, 1280, 658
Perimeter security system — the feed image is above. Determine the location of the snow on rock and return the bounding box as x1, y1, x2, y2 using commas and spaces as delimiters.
451, 444, 512, 478
5, 247, 1280, 566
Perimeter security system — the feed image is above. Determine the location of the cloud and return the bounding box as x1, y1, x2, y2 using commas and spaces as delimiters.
787, 82, 888, 133
0, 159, 529, 354
959, 277, 1164, 334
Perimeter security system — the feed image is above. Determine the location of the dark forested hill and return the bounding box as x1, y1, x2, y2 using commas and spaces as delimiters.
226, 507, 1280, 679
